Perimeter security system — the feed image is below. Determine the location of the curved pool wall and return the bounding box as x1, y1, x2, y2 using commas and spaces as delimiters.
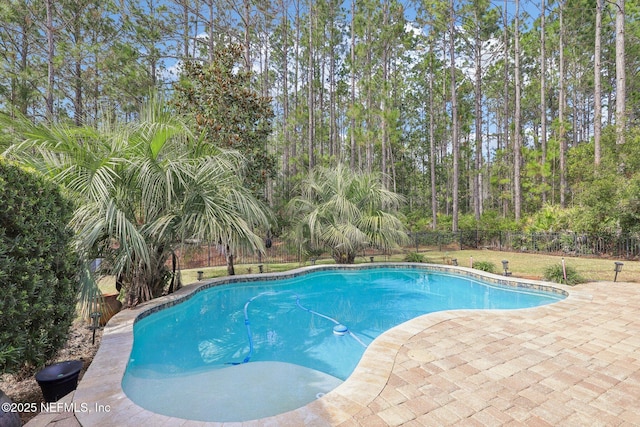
73, 263, 569, 426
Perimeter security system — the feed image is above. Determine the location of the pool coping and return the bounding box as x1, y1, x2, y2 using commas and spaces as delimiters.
73, 263, 575, 426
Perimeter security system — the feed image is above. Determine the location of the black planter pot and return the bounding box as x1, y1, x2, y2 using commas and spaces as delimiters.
35, 360, 83, 402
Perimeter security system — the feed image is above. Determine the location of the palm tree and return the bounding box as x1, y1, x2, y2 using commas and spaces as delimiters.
288, 164, 408, 263
2, 97, 271, 308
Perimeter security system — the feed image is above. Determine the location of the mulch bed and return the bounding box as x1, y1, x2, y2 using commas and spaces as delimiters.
1, 321, 103, 425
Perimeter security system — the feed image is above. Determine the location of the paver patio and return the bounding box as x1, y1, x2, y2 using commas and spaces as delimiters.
27, 270, 640, 426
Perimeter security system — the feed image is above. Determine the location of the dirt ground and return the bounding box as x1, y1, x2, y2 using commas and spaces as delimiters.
0, 321, 103, 425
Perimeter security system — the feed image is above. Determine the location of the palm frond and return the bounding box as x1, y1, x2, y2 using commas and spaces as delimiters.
287, 163, 409, 261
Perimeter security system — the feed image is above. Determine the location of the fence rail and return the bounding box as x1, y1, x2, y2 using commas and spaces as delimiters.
176, 231, 640, 270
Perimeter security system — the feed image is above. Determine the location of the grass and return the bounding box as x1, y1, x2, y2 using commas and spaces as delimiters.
424, 249, 639, 283
97, 249, 638, 294
177, 250, 638, 286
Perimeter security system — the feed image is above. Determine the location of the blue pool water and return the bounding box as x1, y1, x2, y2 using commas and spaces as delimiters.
122, 266, 565, 422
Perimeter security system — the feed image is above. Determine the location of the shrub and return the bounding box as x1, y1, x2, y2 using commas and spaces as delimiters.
543, 263, 584, 286
404, 252, 425, 263
0, 160, 79, 374
473, 261, 497, 274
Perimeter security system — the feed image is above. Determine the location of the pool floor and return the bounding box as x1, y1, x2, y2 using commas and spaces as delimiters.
54, 267, 640, 426
123, 361, 342, 421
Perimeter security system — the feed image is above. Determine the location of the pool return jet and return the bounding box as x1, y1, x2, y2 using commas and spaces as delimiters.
228, 291, 367, 365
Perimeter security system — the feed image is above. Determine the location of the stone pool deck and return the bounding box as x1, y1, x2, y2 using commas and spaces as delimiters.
27, 275, 640, 426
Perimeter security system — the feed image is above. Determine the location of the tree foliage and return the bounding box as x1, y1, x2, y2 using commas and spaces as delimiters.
2, 97, 271, 307
0, 159, 78, 373
287, 164, 409, 263
0, 0, 639, 236
172, 44, 276, 198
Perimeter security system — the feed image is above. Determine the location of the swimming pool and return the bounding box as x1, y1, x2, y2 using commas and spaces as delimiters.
122, 265, 565, 422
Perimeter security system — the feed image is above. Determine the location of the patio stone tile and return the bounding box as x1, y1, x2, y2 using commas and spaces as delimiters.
450, 390, 489, 412
442, 399, 475, 419
378, 387, 409, 406
427, 405, 463, 425
395, 383, 423, 400
487, 396, 514, 412
436, 366, 471, 384
400, 395, 439, 417
619, 409, 640, 425
348, 413, 387, 427
468, 407, 512, 427
429, 390, 457, 407
377, 404, 416, 426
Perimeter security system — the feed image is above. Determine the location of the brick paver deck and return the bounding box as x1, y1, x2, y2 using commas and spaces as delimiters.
27, 269, 640, 426
339, 280, 640, 426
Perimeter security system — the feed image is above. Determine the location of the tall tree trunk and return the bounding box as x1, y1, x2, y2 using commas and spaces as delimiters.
365, 21, 373, 173
514, 0, 522, 221
74, 59, 83, 126
450, 0, 459, 232
244, 0, 251, 69
207, 2, 215, 62
292, 0, 300, 177
473, 6, 482, 221
615, 0, 625, 145
559, 2, 567, 207
329, 0, 337, 162
226, 246, 235, 276
307, 0, 315, 171
18, 25, 30, 116
501, 0, 509, 217
593, 0, 602, 169
71, 4, 83, 126
350, 0, 357, 171
381, 0, 389, 188
183, 0, 190, 58
365, 21, 375, 173
192, 0, 201, 57
540, 0, 548, 201
45, 0, 55, 121
319, 49, 324, 160
175, 0, 192, 59
429, 42, 438, 230
281, 0, 290, 193
442, 32, 450, 217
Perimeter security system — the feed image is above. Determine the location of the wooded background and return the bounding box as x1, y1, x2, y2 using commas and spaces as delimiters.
1, 0, 638, 234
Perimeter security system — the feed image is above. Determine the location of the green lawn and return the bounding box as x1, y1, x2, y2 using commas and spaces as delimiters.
172, 250, 638, 288
418, 249, 639, 283
98, 250, 638, 295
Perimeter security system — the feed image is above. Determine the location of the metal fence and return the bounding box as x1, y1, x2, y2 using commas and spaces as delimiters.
176, 231, 640, 269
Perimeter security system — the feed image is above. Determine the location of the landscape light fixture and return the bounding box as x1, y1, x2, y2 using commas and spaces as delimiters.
502, 260, 512, 276
614, 262, 624, 282
89, 311, 101, 345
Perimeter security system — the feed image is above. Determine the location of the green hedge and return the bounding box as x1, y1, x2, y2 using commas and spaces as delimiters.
0, 159, 78, 374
